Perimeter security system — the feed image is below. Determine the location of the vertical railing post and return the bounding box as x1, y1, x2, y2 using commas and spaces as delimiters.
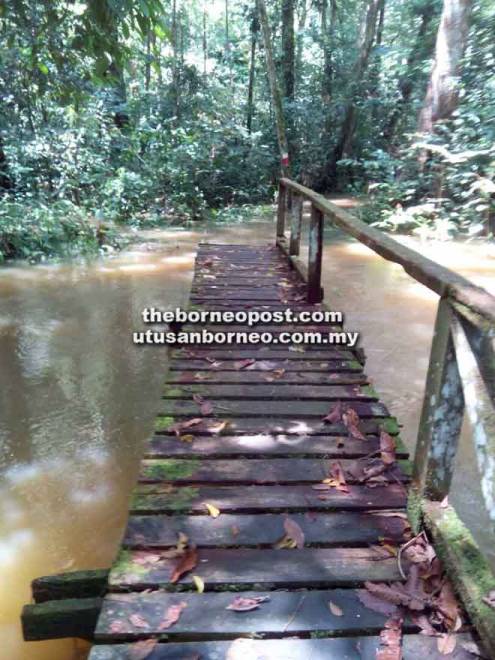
276, 181, 287, 240
412, 297, 465, 500
307, 203, 324, 303
289, 194, 303, 256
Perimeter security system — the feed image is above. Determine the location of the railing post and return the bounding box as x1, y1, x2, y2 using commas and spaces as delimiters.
307, 203, 324, 303
276, 181, 287, 240
289, 194, 303, 256
412, 297, 464, 500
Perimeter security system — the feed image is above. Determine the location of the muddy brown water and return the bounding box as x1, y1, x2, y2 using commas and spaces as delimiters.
1, 207, 495, 659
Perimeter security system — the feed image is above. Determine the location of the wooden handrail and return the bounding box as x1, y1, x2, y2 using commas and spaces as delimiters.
275, 177, 495, 525
278, 177, 495, 324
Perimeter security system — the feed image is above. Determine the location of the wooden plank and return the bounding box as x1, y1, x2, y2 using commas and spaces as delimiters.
88, 634, 483, 660
162, 383, 375, 401
22, 598, 102, 641
123, 511, 409, 548
169, 359, 360, 372
95, 588, 406, 640
159, 399, 388, 418
154, 416, 388, 436
146, 433, 401, 459
166, 371, 368, 385
138, 458, 408, 485
108, 547, 404, 589
32, 569, 109, 603
308, 204, 324, 303
130, 483, 408, 514
289, 193, 303, 256
171, 349, 354, 360
412, 299, 464, 500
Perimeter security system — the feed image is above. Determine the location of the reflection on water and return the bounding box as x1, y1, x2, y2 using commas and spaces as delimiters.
1, 210, 495, 659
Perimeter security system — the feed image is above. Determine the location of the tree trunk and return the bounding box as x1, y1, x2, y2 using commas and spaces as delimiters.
281, 0, 295, 102
321, 0, 337, 101
246, 15, 259, 133
295, 0, 308, 87
418, 0, 472, 133
327, 0, 384, 187
145, 23, 151, 92
203, 2, 208, 79
383, 2, 439, 146
257, 0, 290, 176
171, 0, 180, 118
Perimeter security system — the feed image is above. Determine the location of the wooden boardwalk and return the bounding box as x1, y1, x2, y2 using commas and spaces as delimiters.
89, 243, 477, 659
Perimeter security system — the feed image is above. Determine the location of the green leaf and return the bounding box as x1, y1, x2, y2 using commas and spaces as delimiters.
37, 62, 49, 75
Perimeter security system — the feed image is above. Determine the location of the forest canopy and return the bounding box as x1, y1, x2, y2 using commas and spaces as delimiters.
0, 0, 494, 261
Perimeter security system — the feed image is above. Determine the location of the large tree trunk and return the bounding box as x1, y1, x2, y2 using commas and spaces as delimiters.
321, 0, 338, 101
257, 0, 290, 176
281, 0, 295, 102
418, 0, 472, 133
327, 0, 384, 187
383, 2, 439, 146
295, 0, 308, 87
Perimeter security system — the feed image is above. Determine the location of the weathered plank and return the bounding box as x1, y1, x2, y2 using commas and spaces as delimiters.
130, 483, 408, 514
154, 416, 391, 436
162, 383, 375, 401
169, 359, 361, 372
160, 399, 387, 419
88, 635, 484, 660
167, 370, 368, 385
123, 511, 409, 548
146, 433, 401, 458
22, 598, 102, 641
171, 349, 354, 360
108, 547, 404, 589
138, 458, 408, 485
95, 588, 408, 639
32, 569, 109, 603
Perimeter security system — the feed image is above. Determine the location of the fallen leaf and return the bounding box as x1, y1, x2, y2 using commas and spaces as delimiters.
128, 639, 158, 660
192, 575, 205, 593
206, 419, 229, 434
129, 613, 149, 629
234, 358, 256, 370
109, 620, 127, 633
284, 516, 305, 549
437, 633, 457, 655
343, 407, 367, 440
226, 596, 270, 611
180, 434, 194, 443
204, 502, 220, 518
265, 368, 286, 382
323, 401, 343, 424
159, 601, 187, 630
170, 547, 198, 583
377, 615, 403, 660
380, 431, 396, 465
357, 589, 399, 616
328, 601, 343, 616
177, 532, 189, 552
170, 418, 203, 437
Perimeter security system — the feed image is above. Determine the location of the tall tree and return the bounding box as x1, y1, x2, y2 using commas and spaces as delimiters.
418, 0, 472, 133
321, 0, 338, 101
327, 0, 385, 186
256, 0, 290, 175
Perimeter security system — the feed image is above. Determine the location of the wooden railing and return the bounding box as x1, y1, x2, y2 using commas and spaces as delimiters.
276, 176, 495, 523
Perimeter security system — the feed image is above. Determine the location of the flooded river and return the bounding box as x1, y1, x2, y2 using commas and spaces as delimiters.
1, 207, 495, 659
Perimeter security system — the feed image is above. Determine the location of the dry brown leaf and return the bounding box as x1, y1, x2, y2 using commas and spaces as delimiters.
129, 613, 149, 629
128, 639, 158, 660
170, 418, 203, 437
234, 358, 256, 370
380, 431, 396, 466
328, 601, 343, 617
343, 407, 367, 440
170, 547, 198, 583
180, 434, 194, 443
377, 615, 403, 660
158, 601, 187, 630
226, 596, 270, 611
323, 401, 343, 424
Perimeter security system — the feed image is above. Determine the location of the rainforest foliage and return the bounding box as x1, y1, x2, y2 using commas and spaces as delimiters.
0, 0, 494, 260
